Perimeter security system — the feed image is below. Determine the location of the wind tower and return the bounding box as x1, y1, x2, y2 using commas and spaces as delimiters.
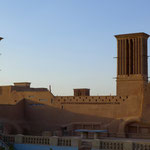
115, 33, 149, 96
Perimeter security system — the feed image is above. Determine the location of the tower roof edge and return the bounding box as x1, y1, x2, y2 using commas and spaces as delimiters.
114, 32, 149, 39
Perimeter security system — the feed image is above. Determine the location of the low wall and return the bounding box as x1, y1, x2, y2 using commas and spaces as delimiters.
2, 134, 80, 147
3, 134, 150, 150
92, 139, 150, 150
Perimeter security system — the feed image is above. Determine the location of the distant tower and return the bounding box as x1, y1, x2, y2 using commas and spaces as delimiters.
115, 33, 149, 96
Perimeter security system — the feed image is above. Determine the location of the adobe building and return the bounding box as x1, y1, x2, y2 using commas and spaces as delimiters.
0, 33, 150, 138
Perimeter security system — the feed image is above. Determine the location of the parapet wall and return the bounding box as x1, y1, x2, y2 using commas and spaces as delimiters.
55, 95, 128, 104
2, 134, 80, 147
3, 134, 150, 150
53, 95, 142, 119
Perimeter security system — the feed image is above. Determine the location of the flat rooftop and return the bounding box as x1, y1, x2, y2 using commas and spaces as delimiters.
115, 32, 150, 38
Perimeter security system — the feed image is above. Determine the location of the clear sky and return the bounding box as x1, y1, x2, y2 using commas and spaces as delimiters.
0, 0, 150, 96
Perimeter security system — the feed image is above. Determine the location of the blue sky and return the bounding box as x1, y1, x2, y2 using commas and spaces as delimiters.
0, 0, 150, 96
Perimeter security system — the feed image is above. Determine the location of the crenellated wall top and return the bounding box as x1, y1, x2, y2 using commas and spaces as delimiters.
55, 95, 128, 104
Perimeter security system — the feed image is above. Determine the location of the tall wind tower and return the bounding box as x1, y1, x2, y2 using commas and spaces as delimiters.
115, 33, 149, 96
